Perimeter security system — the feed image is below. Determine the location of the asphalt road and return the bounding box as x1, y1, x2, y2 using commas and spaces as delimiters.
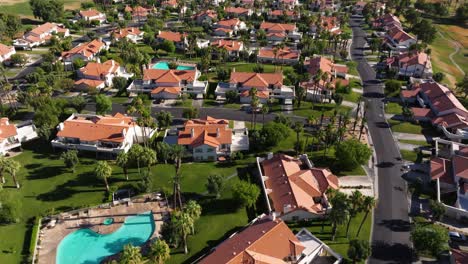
349, 16, 414, 263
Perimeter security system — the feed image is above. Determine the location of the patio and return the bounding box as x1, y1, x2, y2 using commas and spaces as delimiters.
36, 194, 170, 264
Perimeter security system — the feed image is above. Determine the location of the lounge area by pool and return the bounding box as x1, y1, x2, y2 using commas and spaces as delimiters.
56, 211, 155, 264
152, 61, 195, 70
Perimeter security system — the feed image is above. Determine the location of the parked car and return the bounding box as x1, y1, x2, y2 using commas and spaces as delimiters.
449, 231, 466, 242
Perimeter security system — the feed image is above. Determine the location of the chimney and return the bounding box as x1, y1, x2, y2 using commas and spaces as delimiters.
216, 127, 220, 138
268, 213, 276, 221
191, 128, 194, 138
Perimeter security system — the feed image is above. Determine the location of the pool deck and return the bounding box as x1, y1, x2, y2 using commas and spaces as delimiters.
37, 194, 170, 264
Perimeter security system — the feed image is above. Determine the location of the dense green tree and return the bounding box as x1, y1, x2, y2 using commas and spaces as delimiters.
150, 239, 170, 264
116, 152, 130, 180
432, 72, 445, 82
206, 174, 225, 198
120, 244, 145, 264
159, 40, 176, 53
182, 107, 199, 119
0, 13, 22, 39
9, 54, 28, 67
384, 80, 402, 95
411, 224, 449, 257
429, 200, 446, 222
456, 3, 468, 22
95, 94, 112, 114
348, 239, 371, 263
412, 19, 437, 44
257, 122, 290, 149
335, 140, 372, 170
69, 96, 87, 113
29, 0, 64, 22
155, 111, 173, 129
60, 150, 79, 173
456, 75, 468, 99
232, 180, 260, 209
0, 192, 21, 224
113, 77, 128, 96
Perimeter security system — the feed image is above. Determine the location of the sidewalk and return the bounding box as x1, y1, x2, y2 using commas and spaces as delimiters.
393, 132, 428, 141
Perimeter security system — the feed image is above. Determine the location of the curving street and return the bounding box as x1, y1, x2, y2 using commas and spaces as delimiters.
349, 16, 413, 263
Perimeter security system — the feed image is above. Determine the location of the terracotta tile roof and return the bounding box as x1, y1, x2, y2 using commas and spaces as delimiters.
411, 107, 434, 118
401, 88, 421, 98
74, 79, 105, 88
143, 69, 196, 83
157, 31, 185, 42
79, 9, 103, 18
112, 27, 142, 39
150, 86, 181, 95
61, 39, 105, 59
30, 22, 56, 35
452, 248, 468, 264
57, 113, 135, 143
0, 43, 14, 57
258, 47, 300, 60
390, 51, 430, 68
217, 18, 241, 28
432, 113, 468, 129
225, 7, 250, 15
453, 155, 468, 179
211, 39, 243, 51
0, 118, 18, 141
260, 22, 296, 32
214, 27, 233, 34
230, 72, 283, 88
418, 82, 468, 114
194, 9, 217, 19
240, 90, 269, 99
430, 157, 454, 184
199, 216, 305, 264
387, 27, 415, 43
125, 5, 151, 17
317, 16, 339, 31
261, 154, 339, 215
79, 60, 119, 78
305, 56, 338, 76
178, 116, 231, 148
162, 0, 178, 7
269, 10, 298, 17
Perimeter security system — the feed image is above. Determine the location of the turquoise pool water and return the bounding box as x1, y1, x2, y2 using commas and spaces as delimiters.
56, 211, 155, 264
152, 61, 195, 70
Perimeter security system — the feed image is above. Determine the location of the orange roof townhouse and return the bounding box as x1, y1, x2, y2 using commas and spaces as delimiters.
170, 116, 248, 161
257, 154, 339, 221
384, 26, 416, 52
0, 43, 16, 64
199, 214, 342, 264
13, 22, 69, 49
61, 39, 107, 63
0, 117, 38, 155
431, 139, 468, 220
373, 13, 401, 30
161, 0, 179, 9
268, 10, 301, 21
385, 51, 432, 78
213, 18, 247, 37
127, 67, 208, 99
215, 70, 295, 105
260, 22, 302, 43
257, 46, 301, 65
309, 0, 339, 11
224, 6, 253, 18
75, 59, 134, 90
156, 31, 188, 50
211, 39, 246, 58
273, 0, 299, 10
111, 27, 144, 43
193, 9, 218, 25
52, 113, 156, 156
310, 16, 341, 36
401, 80, 468, 140
124, 5, 153, 21
76, 9, 107, 24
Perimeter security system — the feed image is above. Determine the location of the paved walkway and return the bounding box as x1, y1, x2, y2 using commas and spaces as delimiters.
398, 142, 420, 151
353, 88, 363, 94
393, 132, 427, 141
437, 31, 465, 75
342, 100, 357, 109
233, 121, 245, 129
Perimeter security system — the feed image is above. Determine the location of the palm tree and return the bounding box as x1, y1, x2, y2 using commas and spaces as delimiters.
329, 191, 350, 241
171, 145, 185, 210
261, 105, 269, 127
356, 196, 376, 237
116, 152, 130, 180
150, 239, 170, 264
0, 155, 7, 184
141, 147, 157, 171
120, 244, 146, 264
172, 210, 194, 254
95, 161, 112, 191
128, 144, 144, 176
249, 87, 259, 130
294, 121, 304, 155
346, 190, 363, 238
185, 200, 202, 234
5, 159, 20, 189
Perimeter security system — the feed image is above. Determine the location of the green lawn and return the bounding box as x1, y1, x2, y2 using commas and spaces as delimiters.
385, 102, 403, 115
288, 211, 372, 262
388, 120, 422, 134
399, 139, 431, 146
0, 140, 253, 264
293, 102, 351, 118
3, 0, 91, 17
400, 149, 418, 163
346, 61, 359, 76
340, 91, 361, 103
225, 62, 293, 73
111, 96, 130, 104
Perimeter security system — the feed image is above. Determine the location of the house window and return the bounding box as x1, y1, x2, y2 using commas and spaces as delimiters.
292, 216, 299, 221
206, 148, 214, 153
195, 148, 203, 153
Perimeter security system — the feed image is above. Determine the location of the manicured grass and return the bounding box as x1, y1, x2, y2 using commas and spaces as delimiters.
346, 61, 359, 76
111, 96, 130, 104
2, 0, 91, 17
293, 101, 351, 118
388, 120, 422, 134
0, 140, 253, 263
288, 211, 372, 263
223, 103, 242, 109
400, 149, 418, 163
399, 139, 431, 146
225, 62, 293, 73
385, 102, 403, 115
309, 148, 367, 176
340, 91, 361, 103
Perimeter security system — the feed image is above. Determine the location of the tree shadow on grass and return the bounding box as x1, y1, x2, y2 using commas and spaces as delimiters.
36, 171, 105, 201
27, 165, 66, 180
198, 197, 239, 216
24, 163, 41, 170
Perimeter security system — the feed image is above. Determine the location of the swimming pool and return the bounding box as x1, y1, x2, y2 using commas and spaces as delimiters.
56, 211, 155, 264
152, 61, 195, 70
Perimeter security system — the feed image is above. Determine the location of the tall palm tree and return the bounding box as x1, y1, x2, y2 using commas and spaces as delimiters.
0, 155, 6, 184
172, 210, 194, 254
95, 161, 112, 191
294, 121, 304, 155
128, 144, 144, 176
261, 105, 269, 127
356, 196, 376, 237
141, 147, 157, 171
171, 145, 185, 210
249, 87, 259, 130
150, 239, 170, 264
185, 200, 202, 234
116, 152, 130, 180
5, 159, 20, 188
329, 191, 349, 241
346, 190, 363, 238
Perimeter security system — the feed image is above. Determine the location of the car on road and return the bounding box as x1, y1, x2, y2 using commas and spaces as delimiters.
449, 231, 466, 242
